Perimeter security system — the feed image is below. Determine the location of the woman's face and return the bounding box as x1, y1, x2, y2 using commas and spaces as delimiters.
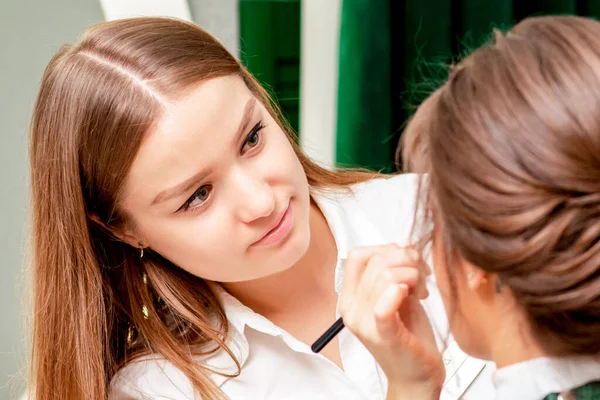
431, 227, 492, 359
119, 75, 312, 282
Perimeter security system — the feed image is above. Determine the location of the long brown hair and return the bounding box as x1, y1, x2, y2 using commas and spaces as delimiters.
29, 17, 378, 400
403, 15, 600, 357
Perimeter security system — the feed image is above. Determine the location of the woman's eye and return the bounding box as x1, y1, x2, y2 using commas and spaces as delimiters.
241, 122, 264, 153
245, 132, 259, 148
182, 184, 212, 211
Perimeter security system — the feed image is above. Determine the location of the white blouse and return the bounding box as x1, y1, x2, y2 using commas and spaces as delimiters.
493, 356, 600, 400
110, 174, 496, 399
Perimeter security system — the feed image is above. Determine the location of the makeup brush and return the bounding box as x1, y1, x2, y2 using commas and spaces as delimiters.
311, 317, 344, 353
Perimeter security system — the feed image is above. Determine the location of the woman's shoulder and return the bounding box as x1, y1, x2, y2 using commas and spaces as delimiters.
109, 355, 196, 400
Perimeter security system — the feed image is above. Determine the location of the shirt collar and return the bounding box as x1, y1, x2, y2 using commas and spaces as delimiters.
207, 188, 388, 383
197, 293, 250, 386
493, 356, 600, 400
311, 187, 388, 293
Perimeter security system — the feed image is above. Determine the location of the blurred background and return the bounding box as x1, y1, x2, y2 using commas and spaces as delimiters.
1, 0, 600, 398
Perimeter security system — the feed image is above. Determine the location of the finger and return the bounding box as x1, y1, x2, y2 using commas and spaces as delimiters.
365, 265, 415, 307
340, 244, 399, 304
360, 247, 421, 302
373, 283, 409, 340
382, 267, 429, 300
417, 250, 432, 277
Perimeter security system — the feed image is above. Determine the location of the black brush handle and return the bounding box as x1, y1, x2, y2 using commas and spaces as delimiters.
311, 317, 345, 353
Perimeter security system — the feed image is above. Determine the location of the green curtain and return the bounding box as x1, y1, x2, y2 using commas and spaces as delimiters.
336, 0, 392, 172
239, 0, 301, 132
336, 0, 600, 171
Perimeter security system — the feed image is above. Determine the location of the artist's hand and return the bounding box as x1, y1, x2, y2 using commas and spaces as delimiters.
339, 244, 445, 400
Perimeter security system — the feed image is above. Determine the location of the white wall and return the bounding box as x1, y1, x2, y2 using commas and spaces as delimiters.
188, 0, 239, 56
299, 0, 342, 168
98, 0, 239, 56
0, 1, 104, 399
99, 0, 192, 21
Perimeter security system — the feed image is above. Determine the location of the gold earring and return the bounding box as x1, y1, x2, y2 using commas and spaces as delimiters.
139, 245, 144, 258
481, 277, 488, 284
127, 325, 135, 345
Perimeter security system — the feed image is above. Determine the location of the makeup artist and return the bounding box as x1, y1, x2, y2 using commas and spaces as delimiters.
340, 16, 600, 400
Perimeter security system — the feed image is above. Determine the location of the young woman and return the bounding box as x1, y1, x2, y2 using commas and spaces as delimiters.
340, 15, 600, 400
28, 17, 494, 400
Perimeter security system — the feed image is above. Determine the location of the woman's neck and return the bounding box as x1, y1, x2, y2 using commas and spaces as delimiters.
223, 199, 338, 318
487, 306, 551, 369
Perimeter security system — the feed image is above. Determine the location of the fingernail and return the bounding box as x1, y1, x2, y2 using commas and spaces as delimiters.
424, 262, 432, 276
375, 285, 401, 316
422, 284, 430, 299
398, 283, 409, 297
383, 269, 394, 282
408, 249, 420, 262
385, 284, 401, 298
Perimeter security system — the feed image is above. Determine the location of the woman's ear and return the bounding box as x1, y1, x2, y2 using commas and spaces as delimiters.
464, 264, 491, 291
88, 213, 144, 249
